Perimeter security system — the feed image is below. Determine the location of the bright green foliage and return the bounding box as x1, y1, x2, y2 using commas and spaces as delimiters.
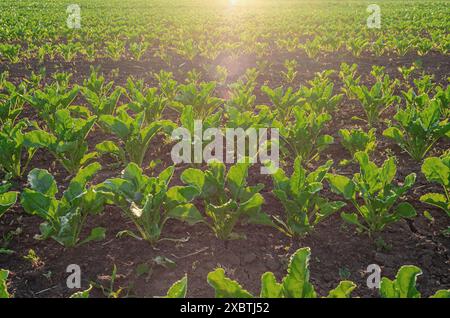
271, 157, 346, 237
26, 85, 79, 122
207, 247, 355, 298
69, 285, 93, 298
181, 160, 273, 240
339, 63, 360, 99
281, 59, 298, 84
300, 71, 343, 113
174, 82, 222, 119
99, 163, 202, 244
165, 275, 188, 298
383, 99, 449, 161
98, 108, 174, 166
24, 109, 97, 174
262, 85, 302, 122
82, 69, 123, 117
277, 107, 333, 163
0, 183, 17, 219
339, 128, 377, 162
0, 81, 26, 124
352, 77, 399, 127
327, 152, 417, 234
127, 85, 167, 125
207, 268, 254, 298
420, 153, 449, 217
154, 70, 178, 104
20, 163, 107, 247
380, 265, 449, 298
0, 269, 10, 298
0, 120, 37, 178
226, 79, 257, 112
434, 84, 449, 117
225, 105, 275, 130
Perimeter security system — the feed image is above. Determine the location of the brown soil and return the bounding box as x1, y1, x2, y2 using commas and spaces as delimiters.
0, 48, 449, 298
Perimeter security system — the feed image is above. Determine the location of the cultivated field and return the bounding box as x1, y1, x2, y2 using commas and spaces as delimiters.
0, 0, 449, 298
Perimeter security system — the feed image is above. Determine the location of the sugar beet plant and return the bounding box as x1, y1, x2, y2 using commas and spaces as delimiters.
207, 247, 356, 298
327, 152, 417, 235
339, 128, 377, 164
98, 108, 174, 166
0, 120, 37, 179
383, 99, 450, 161
24, 109, 97, 175
277, 107, 333, 163
26, 85, 79, 122
163, 248, 449, 299
0, 182, 17, 219
380, 265, 450, 298
20, 163, 107, 247
271, 157, 346, 237
351, 76, 399, 127
98, 163, 203, 245
81, 69, 123, 117
181, 160, 273, 240
420, 153, 450, 219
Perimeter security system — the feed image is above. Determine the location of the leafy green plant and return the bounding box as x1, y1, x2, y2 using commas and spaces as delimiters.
69, 285, 93, 298
300, 71, 343, 113
174, 82, 222, 119
0, 182, 17, 219
281, 59, 298, 84
262, 85, 302, 122
21, 163, 107, 247
165, 275, 188, 298
434, 84, 449, 117
346, 37, 368, 57
98, 163, 202, 244
225, 105, 275, 130
271, 157, 346, 237
81, 70, 123, 117
380, 265, 449, 298
383, 99, 449, 161
0, 81, 26, 124
127, 83, 167, 124
0, 44, 21, 63
351, 77, 399, 127
130, 41, 149, 61
207, 247, 356, 298
181, 160, 273, 240
327, 152, 417, 235
26, 85, 79, 122
97, 108, 173, 166
106, 40, 125, 61
226, 80, 256, 112
339, 63, 360, 99
0, 269, 10, 298
0, 120, 37, 178
24, 109, 97, 174
154, 70, 178, 103
277, 107, 333, 163
339, 128, 377, 164
420, 153, 449, 218
94, 265, 125, 298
